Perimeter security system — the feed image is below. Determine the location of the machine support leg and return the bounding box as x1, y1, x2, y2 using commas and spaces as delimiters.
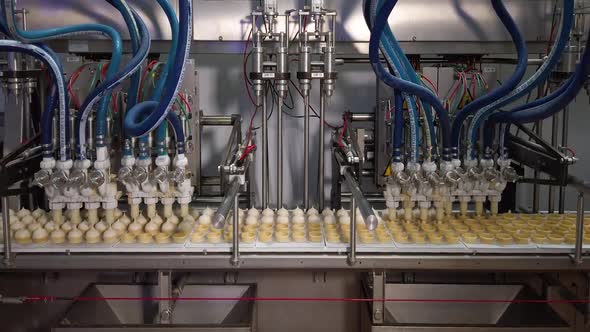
158, 271, 172, 324
372, 272, 385, 324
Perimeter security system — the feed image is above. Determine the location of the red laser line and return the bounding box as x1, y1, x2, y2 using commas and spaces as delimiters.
23, 296, 590, 304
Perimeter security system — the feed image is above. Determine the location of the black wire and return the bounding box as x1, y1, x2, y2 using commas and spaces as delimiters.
252, 82, 275, 131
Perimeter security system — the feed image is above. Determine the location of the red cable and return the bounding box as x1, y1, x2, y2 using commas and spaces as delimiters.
243, 26, 259, 107
23, 296, 590, 304
68, 64, 90, 110
177, 92, 192, 113
419, 73, 438, 97
138, 60, 160, 101
446, 72, 463, 103
564, 146, 576, 158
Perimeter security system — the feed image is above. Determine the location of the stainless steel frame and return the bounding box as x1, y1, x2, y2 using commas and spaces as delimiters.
5, 254, 590, 271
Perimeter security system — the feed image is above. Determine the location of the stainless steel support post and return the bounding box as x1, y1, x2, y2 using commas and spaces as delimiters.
372, 272, 385, 324
559, 107, 569, 214
277, 95, 283, 208
348, 197, 357, 266
533, 119, 543, 213
304, 94, 310, 210
2, 197, 11, 267
549, 113, 559, 213
319, 84, 326, 211
262, 94, 268, 208
574, 192, 585, 265
158, 271, 172, 324
231, 193, 240, 267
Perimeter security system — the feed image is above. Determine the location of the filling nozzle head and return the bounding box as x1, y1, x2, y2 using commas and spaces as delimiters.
33, 169, 52, 188
87, 169, 105, 188
501, 166, 520, 183
50, 170, 69, 191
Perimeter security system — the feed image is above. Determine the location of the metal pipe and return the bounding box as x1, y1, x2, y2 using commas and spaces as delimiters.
2, 196, 11, 267
574, 192, 584, 265
200, 115, 234, 126
212, 177, 241, 229
350, 113, 375, 122
348, 197, 357, 266
559, 107, 570, 213
548, 112, 559, 213
262, 94, 268, 208
277, 95, 283, 208
319, 84, 325, 211
231, 193, 240, 266
343, 168, 378, 230
532, 91, 544, 212
304, 94, 310, 210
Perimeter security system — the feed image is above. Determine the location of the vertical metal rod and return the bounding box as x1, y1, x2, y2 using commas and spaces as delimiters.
559, 107, 569, 214
348, 197, 357, 266
231, 193, 240, 266
304, 94, 310, 210
2, 197, 11, 267
574, 192, 585, 265
262, 94, 268, 208
277, 95, 283, 208
533, 119, 543, 213
548, 113, 559, 213
319, 84, 326, 211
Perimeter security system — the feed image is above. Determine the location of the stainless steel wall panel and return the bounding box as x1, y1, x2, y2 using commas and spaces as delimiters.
17, 0, 550, 43
17, 0, 178, 40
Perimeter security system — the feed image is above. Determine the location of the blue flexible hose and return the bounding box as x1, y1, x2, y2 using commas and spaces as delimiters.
41, 86, 58, 158
123, 0, 190, 153
374, 0, 437, 156
77, 8, 150, 159
450, 0, 528, 158
494, 27, 590, 127
152, 0, 179, 158
1, 0, 123, 147
369, 0, 453, 160
108, 0, 140, 110
363, 0, 420, 162
474, 0, 574, 155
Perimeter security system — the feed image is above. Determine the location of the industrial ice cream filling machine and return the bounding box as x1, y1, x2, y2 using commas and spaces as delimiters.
1, 0, 590, 331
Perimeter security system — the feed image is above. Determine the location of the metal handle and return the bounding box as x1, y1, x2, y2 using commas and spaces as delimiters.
212, 177, 241, 229
343, 168, 378, 230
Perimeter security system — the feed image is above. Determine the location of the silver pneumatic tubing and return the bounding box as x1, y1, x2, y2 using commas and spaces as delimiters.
212, 177, 241, 229
343, 168, 378, 230
319, 83, 325, 210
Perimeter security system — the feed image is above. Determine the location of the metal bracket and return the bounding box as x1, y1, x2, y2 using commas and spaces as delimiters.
507, 124, 575, 186
372, 272, 385, 324
158, 271, 172, 324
